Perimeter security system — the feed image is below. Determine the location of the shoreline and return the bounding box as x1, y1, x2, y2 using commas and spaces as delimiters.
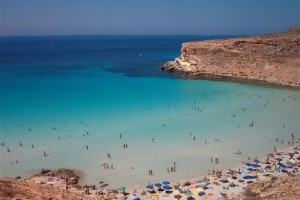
169, 70, 300, 91
3, 139, 298, 199
130, 139, 299, 190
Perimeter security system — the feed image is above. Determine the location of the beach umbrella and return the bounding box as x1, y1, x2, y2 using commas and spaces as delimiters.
192, 188, 201, 196
129, 193, 140, 200
198, 191, 206, 196
146, 185, 154, 189
243, 175, 254, 179
162, 181, 170, 185
187, 197, 195, 200
220, 176, 227, 181
228, 168, 235, 173
289, 159, 296, 164
200, 182, 208, 186
117, 186, 126, 191
288, 153, 294, 157
280, 164, 287, 168
154, 183, 162, 187
254, 159, 260, 163
245, 162, 253, 167
163, 185, 172, 190
174, 194, 182, 200
276, 158, 283, 162
252, 164, 261, 168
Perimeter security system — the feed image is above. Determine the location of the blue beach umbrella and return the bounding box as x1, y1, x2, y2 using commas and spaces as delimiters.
254, 159, 260, 163
154, 183, 162, 187
276, 158, 283, 162
163, 185, 172, 190
146, 185, 154, 189
252, 164, 261, 168
288, 153, 294, 157
280, 164, 287, 168
243, 175, 254, 179
245, 162, 253, 167
162, 181, 170, 185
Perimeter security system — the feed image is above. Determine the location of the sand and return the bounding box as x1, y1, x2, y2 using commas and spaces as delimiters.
1, 140, 299, 200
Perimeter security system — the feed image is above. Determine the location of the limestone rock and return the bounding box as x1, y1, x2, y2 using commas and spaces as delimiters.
161, 25, 300, 88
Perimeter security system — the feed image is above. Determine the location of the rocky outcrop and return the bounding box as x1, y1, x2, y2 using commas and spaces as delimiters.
230, 175, 300, 200
162, 25, 300, 88
35, 168, 80, 184
0, 177, 90, 200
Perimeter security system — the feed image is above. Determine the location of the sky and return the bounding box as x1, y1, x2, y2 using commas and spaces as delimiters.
0, 0, 300, 36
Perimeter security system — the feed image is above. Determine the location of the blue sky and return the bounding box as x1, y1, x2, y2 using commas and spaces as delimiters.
1, 0, 299, 36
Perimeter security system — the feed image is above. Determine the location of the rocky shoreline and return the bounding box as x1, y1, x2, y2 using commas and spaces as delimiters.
161, 25, 300, 89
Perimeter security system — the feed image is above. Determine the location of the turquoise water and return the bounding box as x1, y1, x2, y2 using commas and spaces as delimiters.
0, 36, 299, 189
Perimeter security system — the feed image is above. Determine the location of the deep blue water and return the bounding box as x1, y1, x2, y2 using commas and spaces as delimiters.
0, 35, 227, 78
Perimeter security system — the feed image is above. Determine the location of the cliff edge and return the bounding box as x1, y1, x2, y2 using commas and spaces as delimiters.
161, 25, 300, 88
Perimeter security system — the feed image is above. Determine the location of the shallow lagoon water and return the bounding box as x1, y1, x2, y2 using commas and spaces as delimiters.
0, 36, 299, 189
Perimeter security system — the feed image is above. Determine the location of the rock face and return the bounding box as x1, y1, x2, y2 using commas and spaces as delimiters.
161, 25, 300, 88
230, 175, 300, 200
0, 177, 91, 200
36, 169, 80, 184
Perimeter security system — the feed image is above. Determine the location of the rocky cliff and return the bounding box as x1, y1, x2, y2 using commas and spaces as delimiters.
161, 25, 300, 88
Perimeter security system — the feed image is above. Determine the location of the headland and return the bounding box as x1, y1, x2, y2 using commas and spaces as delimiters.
161, 25, 300, 89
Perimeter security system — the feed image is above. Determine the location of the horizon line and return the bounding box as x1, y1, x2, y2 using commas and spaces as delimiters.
0, 33, 248, 38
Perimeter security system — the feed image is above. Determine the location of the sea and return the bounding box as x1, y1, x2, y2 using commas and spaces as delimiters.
0, 35, 300, 190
